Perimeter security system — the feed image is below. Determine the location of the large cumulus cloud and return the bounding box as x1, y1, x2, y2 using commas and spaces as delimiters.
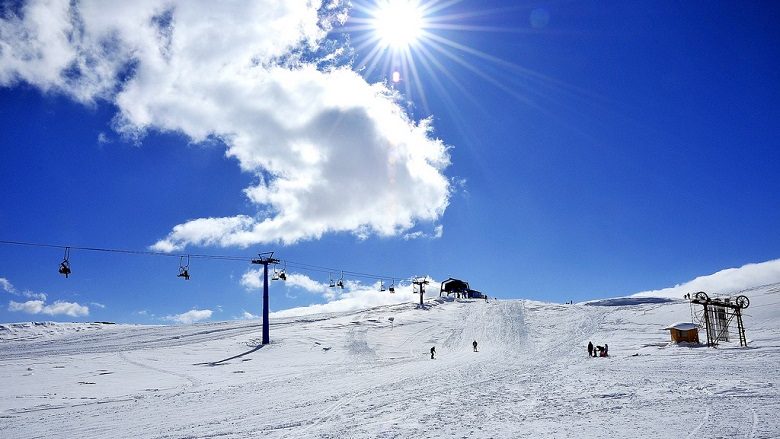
0, 0, 451, 250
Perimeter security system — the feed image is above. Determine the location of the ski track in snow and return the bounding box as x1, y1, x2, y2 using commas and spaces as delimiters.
1, 286, 779, 438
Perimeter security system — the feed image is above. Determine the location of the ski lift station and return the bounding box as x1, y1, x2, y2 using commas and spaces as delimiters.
439, 277, 486, 299
663, 322, 700, 344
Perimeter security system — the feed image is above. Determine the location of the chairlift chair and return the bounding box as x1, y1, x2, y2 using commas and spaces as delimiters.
328, 273, 336, 288
380, 280, 386, 292
58, 247, 72, 278
389, 279, 395, 293
177, 255, 190, 280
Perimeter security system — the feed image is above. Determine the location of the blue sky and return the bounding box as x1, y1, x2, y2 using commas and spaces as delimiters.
1, 0, 779, 324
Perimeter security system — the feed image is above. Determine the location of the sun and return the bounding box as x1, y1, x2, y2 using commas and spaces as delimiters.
371, 0, 425, 49
345, 0, 562, 118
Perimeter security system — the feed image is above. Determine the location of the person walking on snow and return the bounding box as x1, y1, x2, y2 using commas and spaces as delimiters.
588, 341, 594, 357
430, 346, 436, 359
473, 340, 478, 352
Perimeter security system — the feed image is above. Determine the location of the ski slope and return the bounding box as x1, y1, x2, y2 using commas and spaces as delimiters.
1, 284, 779, 438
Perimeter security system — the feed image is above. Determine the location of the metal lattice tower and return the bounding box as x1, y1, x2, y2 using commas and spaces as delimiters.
690, 292, 750, 347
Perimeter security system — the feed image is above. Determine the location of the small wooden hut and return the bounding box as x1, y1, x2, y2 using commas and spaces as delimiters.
664, 322, 700, 344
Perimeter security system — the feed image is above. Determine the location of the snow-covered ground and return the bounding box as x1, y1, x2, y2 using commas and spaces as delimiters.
1, 284, 779, 438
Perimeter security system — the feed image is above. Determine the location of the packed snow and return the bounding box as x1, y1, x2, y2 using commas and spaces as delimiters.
1, 284, 779, 438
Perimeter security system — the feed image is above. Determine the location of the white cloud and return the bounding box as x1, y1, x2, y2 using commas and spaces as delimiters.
285, 273, 330, 295
8, 299, 43, 314
8, 299, 89, 317
90, 302, 106, 309
403, 225, 443, 240
633, 259, 780, 298
0, 277, 15, 293
240, 269, 443, 317
1, 1, 451, 250
164, 309, 213, 324
240, 268, 264, 290
23, 290, 48, 300
238, 310, 258, 320
41, 300, 90, 317
0, 277, 47, 300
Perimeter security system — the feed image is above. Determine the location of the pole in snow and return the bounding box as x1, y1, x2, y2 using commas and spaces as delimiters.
251, 251, 279, 345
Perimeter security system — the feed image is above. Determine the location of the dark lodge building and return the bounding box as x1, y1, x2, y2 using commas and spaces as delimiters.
439, 277, 486, 299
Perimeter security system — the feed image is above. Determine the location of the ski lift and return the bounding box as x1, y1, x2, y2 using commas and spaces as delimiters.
336, 271, 344, 289
177, 255, 190, 280
380, 280, 386, 292
272, 262, 287, 281
388, 279, 395, 293
58, 247, 72, 278
278, 261, 287, 281
328, 273, 336, 288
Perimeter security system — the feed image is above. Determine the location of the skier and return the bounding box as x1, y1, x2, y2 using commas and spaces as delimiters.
430, 346, 436, 359
473, 340, 478, 352
603, 343, 609, 357
587, 341, 594, 357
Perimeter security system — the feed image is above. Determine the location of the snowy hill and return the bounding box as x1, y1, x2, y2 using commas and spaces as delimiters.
1, 286, 779, 438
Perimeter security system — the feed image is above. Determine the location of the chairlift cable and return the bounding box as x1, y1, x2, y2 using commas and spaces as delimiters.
0, 239, 412, 286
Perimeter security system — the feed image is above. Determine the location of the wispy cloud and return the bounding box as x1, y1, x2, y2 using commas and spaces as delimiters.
403, 224, 444, 240
0, 277, 47, 300
1, 1, 451, 250
0, 278, 14, 293
8, 299, 89, 317
164, 309, 213, 324
237, 311, 258, 320
97, 132, 110, 144
633, 259, 780, 298
90, 302, 106, 309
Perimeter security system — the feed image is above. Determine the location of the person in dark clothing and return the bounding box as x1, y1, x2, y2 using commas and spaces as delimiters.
473, 340, 478, 352
587, 341, 594, 357
603, 344, 608, 357
430, 346, 436, 359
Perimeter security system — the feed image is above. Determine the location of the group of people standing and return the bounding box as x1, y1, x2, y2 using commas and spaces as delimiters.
587, 341, 608, 357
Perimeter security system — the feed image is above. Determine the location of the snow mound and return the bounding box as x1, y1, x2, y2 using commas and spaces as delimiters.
0, 321, 115, 342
